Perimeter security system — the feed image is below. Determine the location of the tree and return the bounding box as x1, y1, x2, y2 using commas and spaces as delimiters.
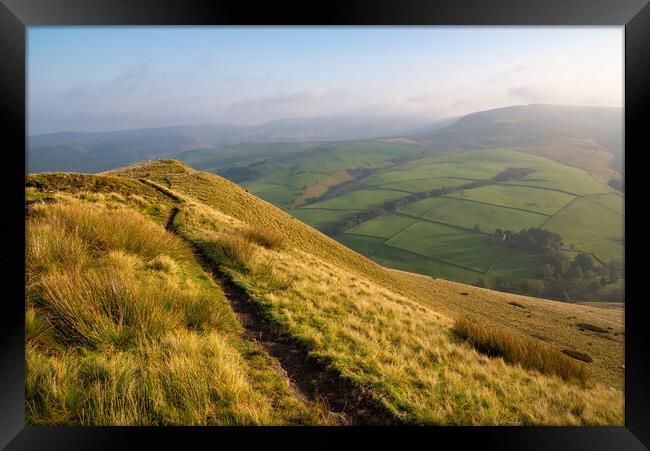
574, 253, 595, 272
541, 264, 555, 279
569, 265, 584, 280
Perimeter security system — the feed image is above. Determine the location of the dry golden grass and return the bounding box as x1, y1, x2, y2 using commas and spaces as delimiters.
204, 232, 259, 274
242, 226, 287, 250
385, 269, 624, 390
173, 197, 623, 425
452, 316, 589, 385
25, 198, 325, 425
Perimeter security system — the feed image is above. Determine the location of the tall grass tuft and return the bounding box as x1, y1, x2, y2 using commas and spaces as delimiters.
37, 264, 181, 349
242, 227, 286, 250
250, 256, 295, 294
203, 233, 258, 273
27, 202, 189, 263
452, 316, 589, 385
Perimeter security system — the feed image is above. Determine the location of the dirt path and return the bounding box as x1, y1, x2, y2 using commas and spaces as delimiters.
163, 205, 394, 425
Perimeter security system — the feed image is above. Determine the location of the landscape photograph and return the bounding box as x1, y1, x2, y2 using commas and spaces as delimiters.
25, 26, 624, 425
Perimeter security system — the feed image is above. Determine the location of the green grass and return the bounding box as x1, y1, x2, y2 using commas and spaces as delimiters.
424, 198, 548, 233
239, 181, 302, 206
345, 213, 417, 239
302, 188, 408, 210
286, 141, 418, 174
334, 233, 481, 284
593, 279, 624, 301
362, 149, 607, 196
396, 197, 451, 216
447, 184, 576, 215
386, 220, 538, 276
365, 176, 470, 193
218, 141, 421, 207
543, 198, 624, 262
286, 208, 361, 231
584, 193, 624, 216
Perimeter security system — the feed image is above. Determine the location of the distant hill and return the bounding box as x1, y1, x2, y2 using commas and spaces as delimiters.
414, 104, 623, 180
27, 116, 431, 174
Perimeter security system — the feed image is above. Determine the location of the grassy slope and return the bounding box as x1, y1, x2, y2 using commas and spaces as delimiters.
25, 177, 326, 425
26, 162, 624, 424
101, 161, 623, 423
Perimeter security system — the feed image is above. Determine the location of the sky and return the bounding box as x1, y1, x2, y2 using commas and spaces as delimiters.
28, 27, 623, 135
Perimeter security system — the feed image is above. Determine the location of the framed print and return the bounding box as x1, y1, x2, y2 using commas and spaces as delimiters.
1, 0, 649, 449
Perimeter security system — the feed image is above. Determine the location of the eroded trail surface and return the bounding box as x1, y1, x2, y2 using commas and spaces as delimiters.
162, 204, 394, 425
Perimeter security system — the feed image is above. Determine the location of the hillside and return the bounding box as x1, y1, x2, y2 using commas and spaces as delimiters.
25, 160, 623, 425
416, 104, 623, 181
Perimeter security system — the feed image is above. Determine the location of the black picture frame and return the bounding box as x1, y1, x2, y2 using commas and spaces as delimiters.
1, 0, 648, 449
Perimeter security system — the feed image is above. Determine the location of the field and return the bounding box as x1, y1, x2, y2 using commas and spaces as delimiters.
218, 146, 622, 298
226, 140, 422, 206
384, 220, 540, 278
301, 188, 407, 210
446, 184, 576, 215
544, 197, 624, 262
26, 160, 622, 425
286, 208, 361, 230
584, 193, 624, 216
423, 198, 548, 233
346, 213, 417, 239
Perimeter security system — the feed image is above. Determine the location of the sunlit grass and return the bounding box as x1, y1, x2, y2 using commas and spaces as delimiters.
25, 199, 324, 425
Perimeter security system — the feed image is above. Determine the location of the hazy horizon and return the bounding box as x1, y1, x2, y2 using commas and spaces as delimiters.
28, 27, 623, 135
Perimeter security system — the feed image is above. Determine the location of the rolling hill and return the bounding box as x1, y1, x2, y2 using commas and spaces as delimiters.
27, 116, 431, 174
416, 104, 623, 181
25, 160, 623, 425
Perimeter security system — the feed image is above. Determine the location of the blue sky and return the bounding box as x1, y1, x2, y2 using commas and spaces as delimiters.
28, 27, 623, 134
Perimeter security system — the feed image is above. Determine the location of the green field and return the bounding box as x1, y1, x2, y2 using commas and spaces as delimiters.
363, 176, 470, 193
193, 140, 423, 207
386, 220, 539, 276
447, 184, 576, 215
197, 144, 623, 295
423, 198, 548, 233
543, 198, 624, 262
334, 233, 482, 284
584, 193, 624, 216
241, 181, 303, 206
302, 188, 407, 211
345, 213, 417, 239
395, 197, 450, 216
286, 208, 360, 230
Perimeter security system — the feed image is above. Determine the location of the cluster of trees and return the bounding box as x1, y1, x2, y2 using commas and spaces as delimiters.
489, 228, 563, 254
480, 227, 624, 301
492, 167, 535, 182
478, 254, 623, 301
